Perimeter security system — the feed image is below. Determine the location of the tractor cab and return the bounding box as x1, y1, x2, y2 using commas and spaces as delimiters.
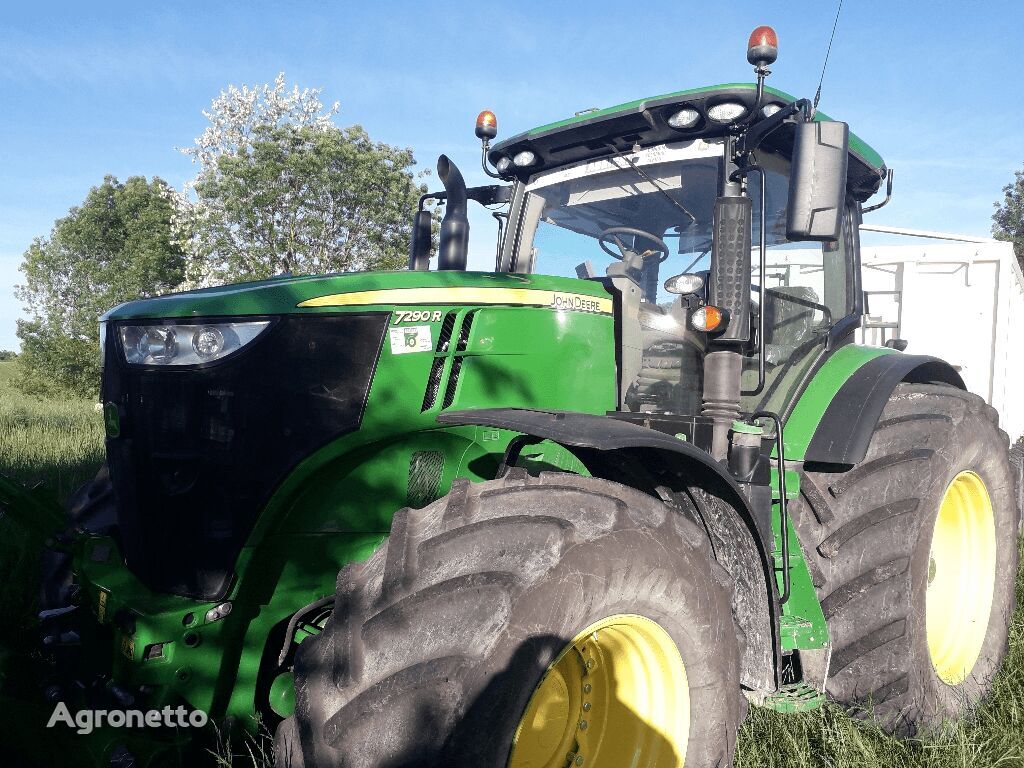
411, 30, 888, 461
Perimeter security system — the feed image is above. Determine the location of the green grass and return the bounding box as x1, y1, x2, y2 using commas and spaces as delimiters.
1, 357, 1022, 766
0, 361, 105, 653
0, 361, 105, 497
735, 568, 1024, 766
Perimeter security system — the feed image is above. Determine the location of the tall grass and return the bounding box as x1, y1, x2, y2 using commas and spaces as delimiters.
0, 361, 105, 654
1, 357, 1022, 766
0, 361, 105, 497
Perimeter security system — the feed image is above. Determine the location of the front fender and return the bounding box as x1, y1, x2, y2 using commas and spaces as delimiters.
437, 407, 782, 691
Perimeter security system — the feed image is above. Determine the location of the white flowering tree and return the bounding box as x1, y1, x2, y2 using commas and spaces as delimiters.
173, 74, 428, 286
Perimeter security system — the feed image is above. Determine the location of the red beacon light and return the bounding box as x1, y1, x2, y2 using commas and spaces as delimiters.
475, 109, 498, 140
747, 25, 778, 70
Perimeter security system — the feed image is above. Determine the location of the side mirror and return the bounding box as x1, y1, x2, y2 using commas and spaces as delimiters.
787, 120, 849, 241
408, 209, 433, 270
709, 195, 752, 342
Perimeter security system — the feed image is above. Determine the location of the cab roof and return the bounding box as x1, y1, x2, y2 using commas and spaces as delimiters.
490, 83, 887, 202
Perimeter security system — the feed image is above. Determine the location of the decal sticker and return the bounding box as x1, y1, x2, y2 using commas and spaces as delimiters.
120, 635, 135, 660
96, 590, 108, 622
550, 293, 608, 313
389, 325, 433, 354
393, 310, 443, 324
297, 287, 613, 315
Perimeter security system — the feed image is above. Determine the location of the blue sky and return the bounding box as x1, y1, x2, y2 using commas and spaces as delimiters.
1, 1, 1021, 350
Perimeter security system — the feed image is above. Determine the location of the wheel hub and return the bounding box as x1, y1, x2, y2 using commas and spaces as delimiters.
508, 614, 689, 768
926, 470, 997, 685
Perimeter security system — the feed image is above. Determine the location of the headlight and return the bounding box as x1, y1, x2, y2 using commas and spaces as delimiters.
119, 321, 271, 366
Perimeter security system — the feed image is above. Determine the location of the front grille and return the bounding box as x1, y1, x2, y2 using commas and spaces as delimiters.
101, 314, 387, 600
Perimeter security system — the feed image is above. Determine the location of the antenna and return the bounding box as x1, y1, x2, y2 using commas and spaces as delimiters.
812, 0, 845, 116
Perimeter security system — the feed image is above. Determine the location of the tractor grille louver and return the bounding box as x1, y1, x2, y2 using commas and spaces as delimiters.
435, 312, 458, 353
441, 312, 476, 409
422, 311, 475, 412
421, 358, 446, 412
421, 312, 459, 412
456, 311, 476, 351
441, 356, 464, 409
407, 451, 444, 508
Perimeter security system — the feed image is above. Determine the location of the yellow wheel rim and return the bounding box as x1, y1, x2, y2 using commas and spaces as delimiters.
926, 470, 997, 685
507, 615, 689, 768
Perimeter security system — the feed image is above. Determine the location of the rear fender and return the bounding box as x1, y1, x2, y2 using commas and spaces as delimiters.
438, 408, 782, 691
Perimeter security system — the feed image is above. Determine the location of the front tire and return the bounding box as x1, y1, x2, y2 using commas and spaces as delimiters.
277, 471, 744, 768
795, 384, 1018, 731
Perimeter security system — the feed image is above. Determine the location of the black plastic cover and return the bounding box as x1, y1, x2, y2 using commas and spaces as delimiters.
102, 314, 387, 600
786, 121, 849, 241
710, 196, 753, 342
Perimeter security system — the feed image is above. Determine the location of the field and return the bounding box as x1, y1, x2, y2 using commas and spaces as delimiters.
1, 358, 1022, 767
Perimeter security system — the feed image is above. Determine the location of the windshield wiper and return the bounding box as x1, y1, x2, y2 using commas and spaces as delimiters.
608, 149, 698, 226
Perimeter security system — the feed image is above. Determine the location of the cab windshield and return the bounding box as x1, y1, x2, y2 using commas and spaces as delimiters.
514, 140, 725, 302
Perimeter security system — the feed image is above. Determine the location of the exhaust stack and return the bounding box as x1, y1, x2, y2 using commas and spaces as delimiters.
437, 155, 469, 270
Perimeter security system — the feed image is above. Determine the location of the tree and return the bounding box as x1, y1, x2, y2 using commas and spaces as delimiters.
992, 166, 1024, 268
15, 176, 185, 397
173, 74, 427, 285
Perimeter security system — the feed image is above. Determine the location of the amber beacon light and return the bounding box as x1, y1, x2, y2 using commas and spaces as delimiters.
747, 25, 779, 68
475, 109, 498, 140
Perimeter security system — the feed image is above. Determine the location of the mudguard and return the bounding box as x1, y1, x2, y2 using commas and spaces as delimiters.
804, 353, 965, 465
437, 407, 782, 691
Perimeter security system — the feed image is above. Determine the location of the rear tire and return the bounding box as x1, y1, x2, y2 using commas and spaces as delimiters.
276, 471, 743, 768
795, 384, 1018, 731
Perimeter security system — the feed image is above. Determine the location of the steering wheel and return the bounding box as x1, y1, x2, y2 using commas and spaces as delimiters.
598, 227, 669, 263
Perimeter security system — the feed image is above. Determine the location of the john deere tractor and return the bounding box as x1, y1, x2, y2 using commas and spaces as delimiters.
1, 26, 1017, 768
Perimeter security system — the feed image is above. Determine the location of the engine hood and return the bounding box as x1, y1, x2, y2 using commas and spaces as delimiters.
101, 270, 615, 321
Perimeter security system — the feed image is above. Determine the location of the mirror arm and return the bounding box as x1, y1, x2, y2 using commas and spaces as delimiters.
419, 191, 445, 210
862, 168, 895, 214
480, 138, 503, 179
736, 98, 811, 156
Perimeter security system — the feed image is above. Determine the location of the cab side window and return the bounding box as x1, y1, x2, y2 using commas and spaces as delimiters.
741, 154, 853, 414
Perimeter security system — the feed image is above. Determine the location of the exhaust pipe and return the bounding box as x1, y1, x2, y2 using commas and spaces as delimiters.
437, 155, 469, 270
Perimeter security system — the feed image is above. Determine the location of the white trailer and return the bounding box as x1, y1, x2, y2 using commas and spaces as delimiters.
855, 225, 1024, 447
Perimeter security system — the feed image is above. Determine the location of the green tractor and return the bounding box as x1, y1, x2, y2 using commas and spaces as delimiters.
1, 26, 1018, 768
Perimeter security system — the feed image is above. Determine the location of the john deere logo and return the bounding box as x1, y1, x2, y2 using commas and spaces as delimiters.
103, 403, 120, 438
